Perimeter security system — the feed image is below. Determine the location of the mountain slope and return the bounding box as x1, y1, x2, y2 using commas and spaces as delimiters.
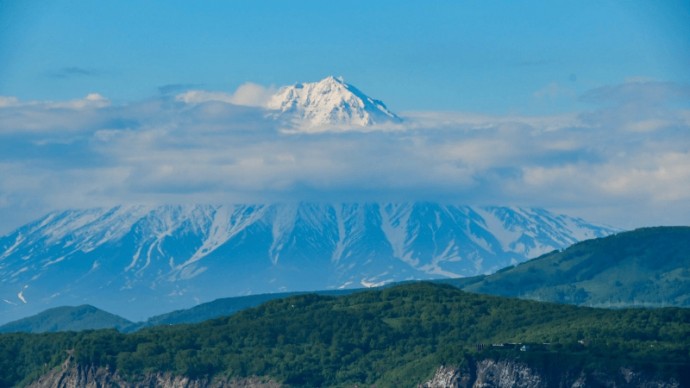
266, 76, 401, 128
0, 305, 132, 333
451, 227, 690, 307
0, 203, 615, 324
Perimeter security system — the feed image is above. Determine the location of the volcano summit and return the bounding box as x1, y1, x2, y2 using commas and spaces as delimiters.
266, 76, 402, 128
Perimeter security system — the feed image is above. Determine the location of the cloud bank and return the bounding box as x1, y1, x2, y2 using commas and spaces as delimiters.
0, 80, 688, 233
175, 82, 276, 108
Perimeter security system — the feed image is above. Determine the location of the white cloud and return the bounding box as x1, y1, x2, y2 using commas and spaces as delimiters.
0, 96, 20, 107
600, 152, 690, 202
0, 93, 110, 110
175, 90, 235, 105
230, 82, 276, 107
519, 151, 690, 208
48, 93, 110, 109
175, 82, 276, 108
0, 93, 113, 134
623, 118, 673, 133
402, 111, 581, 132
0, 80, 689, 234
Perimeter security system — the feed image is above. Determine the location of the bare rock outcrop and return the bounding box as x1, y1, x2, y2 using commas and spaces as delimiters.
473, 359, 544, 388
420, 359, 681, 388
419, 365, 471, 388
26, 356, 281, 388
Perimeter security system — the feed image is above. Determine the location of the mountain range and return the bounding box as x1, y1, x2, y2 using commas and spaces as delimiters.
3, 226, 689, 334
0, 203, 614, 324
143, 227, 690, 328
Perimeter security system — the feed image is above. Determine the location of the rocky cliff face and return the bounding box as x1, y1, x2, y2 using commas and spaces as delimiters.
420, 365, 472, 388
420, 360, 681, 388
473, 360, 544, 387
28, 357, 681, 388
27, 362, 124, 388
27, 357, 281, 388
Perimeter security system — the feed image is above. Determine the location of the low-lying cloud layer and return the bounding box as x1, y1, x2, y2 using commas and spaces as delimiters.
0, 80, 688, 232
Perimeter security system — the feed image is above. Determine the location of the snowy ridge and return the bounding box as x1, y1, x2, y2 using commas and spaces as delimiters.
379, 203, 418, 266
0, 203, 617, 324
266, 76, 402, 128
182, 205, 269, 269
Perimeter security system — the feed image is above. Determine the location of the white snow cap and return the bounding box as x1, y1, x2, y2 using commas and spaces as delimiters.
266, 76, 402, 128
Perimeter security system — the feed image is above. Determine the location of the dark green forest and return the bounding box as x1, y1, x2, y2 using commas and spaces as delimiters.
1, 282, 689, 386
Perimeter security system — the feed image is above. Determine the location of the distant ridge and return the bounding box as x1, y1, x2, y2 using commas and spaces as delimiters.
266, 76, 402, 128
0, 203, 615, 325
0, 305, 132, 333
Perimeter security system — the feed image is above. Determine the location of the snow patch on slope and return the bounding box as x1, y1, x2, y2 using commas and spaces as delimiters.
17, 285, 28, 304
379, 203, 418, 267
183, 205, 269, 268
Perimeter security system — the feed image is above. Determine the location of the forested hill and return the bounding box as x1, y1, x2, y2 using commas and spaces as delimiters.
0, 305, 132, 334
452, 226, 690, 307
1, 282, 689, 387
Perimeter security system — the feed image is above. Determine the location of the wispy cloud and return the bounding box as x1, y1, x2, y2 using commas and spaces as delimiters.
46, 66, 104, 79
0, 93, 111, 134
579, 80, 690, 133
580, 80, 690, 106
533, 82, 576, 100
0, 80, 688, 233
158, 83, 203, 96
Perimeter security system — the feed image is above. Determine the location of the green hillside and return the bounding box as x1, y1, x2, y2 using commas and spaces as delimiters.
131, 289, 357, 331
1, 282, 688, 387
452, 227, 690, 307
0, 305, 132, 334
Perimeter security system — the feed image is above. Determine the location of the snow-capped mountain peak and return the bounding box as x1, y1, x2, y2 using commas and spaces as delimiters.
266, 76, 402, 128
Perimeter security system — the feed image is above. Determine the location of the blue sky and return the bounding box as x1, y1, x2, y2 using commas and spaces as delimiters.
2, 1, 689, 113
0, 1, 689, 233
